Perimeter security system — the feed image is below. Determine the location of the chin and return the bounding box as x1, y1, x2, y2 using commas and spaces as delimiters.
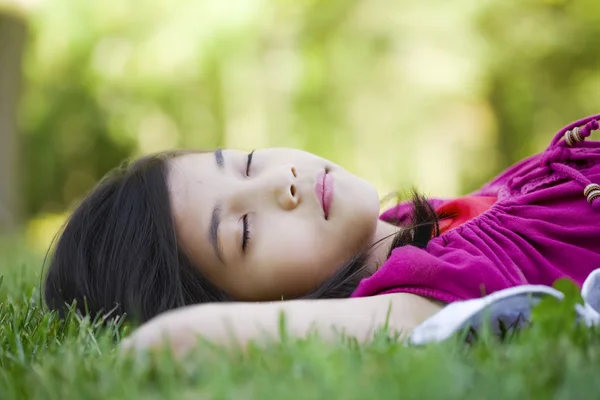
358, 179, 381, 215
349, 183, 380, 235
334, 170, 380, 223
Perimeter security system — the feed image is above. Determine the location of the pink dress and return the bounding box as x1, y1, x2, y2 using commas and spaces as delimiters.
352, 114, 600, 303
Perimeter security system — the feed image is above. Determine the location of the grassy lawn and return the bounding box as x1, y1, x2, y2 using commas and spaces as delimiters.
1, 239, 600, 400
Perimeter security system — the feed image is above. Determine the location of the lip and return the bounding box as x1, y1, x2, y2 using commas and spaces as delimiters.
315, 169, 334, 219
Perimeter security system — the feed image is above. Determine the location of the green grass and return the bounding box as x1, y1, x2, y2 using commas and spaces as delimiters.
1, 239, 600, 399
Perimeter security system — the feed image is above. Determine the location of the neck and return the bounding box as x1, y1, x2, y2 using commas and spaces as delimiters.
366, 220, 401, 273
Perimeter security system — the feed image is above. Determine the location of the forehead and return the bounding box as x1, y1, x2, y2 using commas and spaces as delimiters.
166, 152, 219, 258
168, 152, 214, 199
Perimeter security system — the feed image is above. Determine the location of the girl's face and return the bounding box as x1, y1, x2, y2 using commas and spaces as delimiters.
167, 148, 380, 300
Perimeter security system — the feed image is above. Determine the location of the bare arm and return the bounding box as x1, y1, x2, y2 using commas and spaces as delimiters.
121, 294, 442, 356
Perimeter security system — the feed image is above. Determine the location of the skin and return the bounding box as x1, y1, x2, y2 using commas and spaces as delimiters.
123, 147, 443, 355
168, 148, 398, 301
121, 293, 443, 357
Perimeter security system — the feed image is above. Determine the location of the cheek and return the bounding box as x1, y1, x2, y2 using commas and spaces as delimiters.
332, 205, 379, 258
247, 219, 341, 296
266, 249, 338, 297
257, 218, 328, 271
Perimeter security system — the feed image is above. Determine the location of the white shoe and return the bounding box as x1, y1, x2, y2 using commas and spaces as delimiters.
409, 269, 600, 346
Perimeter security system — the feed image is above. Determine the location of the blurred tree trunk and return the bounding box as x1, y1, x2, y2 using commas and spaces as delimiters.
0, 10, 26, 234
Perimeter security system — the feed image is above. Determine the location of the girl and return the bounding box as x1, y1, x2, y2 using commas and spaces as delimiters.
44, 114, 600, 354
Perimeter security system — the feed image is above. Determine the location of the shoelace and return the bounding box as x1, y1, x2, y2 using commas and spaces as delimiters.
543, 116, 600, 211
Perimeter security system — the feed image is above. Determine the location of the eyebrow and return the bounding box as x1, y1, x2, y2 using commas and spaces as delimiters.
215, 148, 224, 169
210, 202, 225, 264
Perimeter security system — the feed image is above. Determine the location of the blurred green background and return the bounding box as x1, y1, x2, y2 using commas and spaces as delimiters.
2, 0, 600, 252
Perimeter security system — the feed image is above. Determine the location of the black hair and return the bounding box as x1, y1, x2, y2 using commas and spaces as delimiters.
44, 152, 230, 323
44, 151, 440, 322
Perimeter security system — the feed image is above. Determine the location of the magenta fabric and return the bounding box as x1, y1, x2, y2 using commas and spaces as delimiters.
352, 114, 600, 303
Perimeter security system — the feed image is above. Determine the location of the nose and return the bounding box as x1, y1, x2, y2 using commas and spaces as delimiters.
274, 166, 299, 211
236, 165, 299, 211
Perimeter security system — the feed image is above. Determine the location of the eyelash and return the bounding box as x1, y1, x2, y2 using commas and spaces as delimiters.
242, 214, 251, 252
242, 150, 255, 252
245, 150, 255, 176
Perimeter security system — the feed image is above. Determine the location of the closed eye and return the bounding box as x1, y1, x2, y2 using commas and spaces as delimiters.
246, 150, 255, 176
242, 214, 251, 252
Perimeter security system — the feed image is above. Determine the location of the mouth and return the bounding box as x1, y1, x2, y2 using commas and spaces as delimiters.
315, 169, 334, 219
